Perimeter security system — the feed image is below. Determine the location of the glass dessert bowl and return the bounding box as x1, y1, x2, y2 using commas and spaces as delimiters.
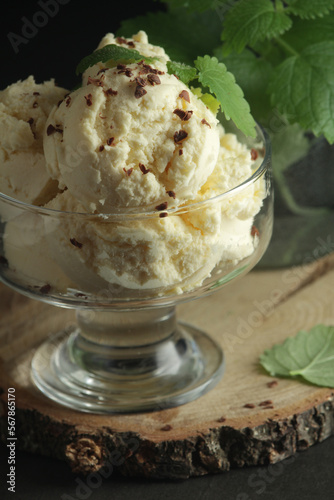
0, 124, 272, 414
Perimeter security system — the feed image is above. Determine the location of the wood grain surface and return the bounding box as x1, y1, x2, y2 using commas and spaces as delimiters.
0, 254, 334, 479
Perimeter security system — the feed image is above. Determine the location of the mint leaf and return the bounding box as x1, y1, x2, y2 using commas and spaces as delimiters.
76, 45, 157, 75
282, 16, 334, 52
221, 49, 273, 121
194, 55, 256, 137
268, 41, 334, 143
260, 325, 334, 387
191, 86, 221, 115
118, 9, 222, 65
221, 0, 292, 55
167, 61, 198, 84
285, 0, 334, 19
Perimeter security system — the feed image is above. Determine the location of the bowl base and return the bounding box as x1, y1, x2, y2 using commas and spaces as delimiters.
31, 322, 224, 414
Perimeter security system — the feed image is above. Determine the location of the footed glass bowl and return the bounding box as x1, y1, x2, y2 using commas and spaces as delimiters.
0, 125, 272, 414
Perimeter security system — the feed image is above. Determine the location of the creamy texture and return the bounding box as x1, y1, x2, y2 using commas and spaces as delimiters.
1, 31, 265, 296
0, 76, 68, 205
44, 56, 219, 212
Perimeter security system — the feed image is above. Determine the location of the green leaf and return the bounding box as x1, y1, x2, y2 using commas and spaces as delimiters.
191, 86, 220, 115
118, 9, 222, 65
285, 0, 334, 19
76, 45, 157, 75
221, 0, 292, 55
194, 55, 256, 137
260, 325, 334, 387
221, 49, 273, 121
166, 61, 198, 84
281, 15, 334, 52
268, 41, 334, 143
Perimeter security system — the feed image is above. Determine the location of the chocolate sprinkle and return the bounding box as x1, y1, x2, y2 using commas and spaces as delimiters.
84, 93, 93, 106
40, 284, 51, 294
46, 124, 63, 136
173, 109, 193, 121
160, 424, 172, 431
201, 118, 211, 128
139, 163, 150, 174
179, 149, 183, 156
70, 238, 83, 249
174, 130, 188, 143
123, 167, 133, 176
107, 137, 114, 146
134, 76, 147, 87
99, 145, 105, 152
159, 212, 168, 218
135, 86, 147, 99
155, 201, 168, 211
167, 190, 176, 199
147, 74, 161, 86
259, 400, 273, 407
179, 90, 190, 103
104, 88, 118, 96
251, 148, 258, 160
244, 403, 256, 409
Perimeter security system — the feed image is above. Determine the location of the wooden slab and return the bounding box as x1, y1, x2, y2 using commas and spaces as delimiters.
0, 254, 334, 479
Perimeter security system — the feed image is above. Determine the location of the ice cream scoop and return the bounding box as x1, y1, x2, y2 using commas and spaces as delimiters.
0, 76, 68, 206
44, 53, 220, 213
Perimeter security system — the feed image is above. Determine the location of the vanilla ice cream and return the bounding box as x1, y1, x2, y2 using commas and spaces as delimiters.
0, 76, 68, 205
0, 31, 266, 297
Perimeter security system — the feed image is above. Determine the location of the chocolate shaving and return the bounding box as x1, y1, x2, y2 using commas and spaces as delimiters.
33, 91, 40, 96
127, 41, 135, 48
104, 88, 118, 96
27, 118, 34, 125
138, 62, 164, 75
179, 149, 183, 156
116, 37, 128, 45
32, 101, 38, 108
267, 380, 278, 388
70, 238, 83, 249
99, 112, 106, 119
167, 190, 176, 199
117, 64, 126, 70
251, 148, 258, 160
87, 76, 104, 87
160, 424, 172, 431
155, 201, 168, 211
201, 118, 211, 128
84, 93, 93, 106
134, 76, 147, 87
46, 124, 63, 136
65, 96, 71, 107
243, 403, 256, 409
99, 145, 105, 152
40, 284, 51, 294
57, 99, 63, 107
262, 405, 275, 409
259, 400, 273, 407
174, 130, 188, 143
106, 137, 114, 146
97, 68, 107, 75
123, 167, 133, 176
217, 416, 226, 423
134, 86, 147, 99
147, 74, 161, 86
173, 108, 193, 121
139, 163, 150, 174
179, 90, 190, 103
117, 66, 133, 77
159, 212, 168, 218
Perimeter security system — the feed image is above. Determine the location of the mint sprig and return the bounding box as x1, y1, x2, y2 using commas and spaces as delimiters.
76, 44, 158, 75
260, 324, 334, 387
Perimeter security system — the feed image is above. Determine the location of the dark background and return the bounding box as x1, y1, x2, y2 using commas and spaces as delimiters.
1, 1, 334, 499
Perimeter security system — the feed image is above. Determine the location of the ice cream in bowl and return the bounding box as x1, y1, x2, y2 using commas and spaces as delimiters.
0, 32, 273, 413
